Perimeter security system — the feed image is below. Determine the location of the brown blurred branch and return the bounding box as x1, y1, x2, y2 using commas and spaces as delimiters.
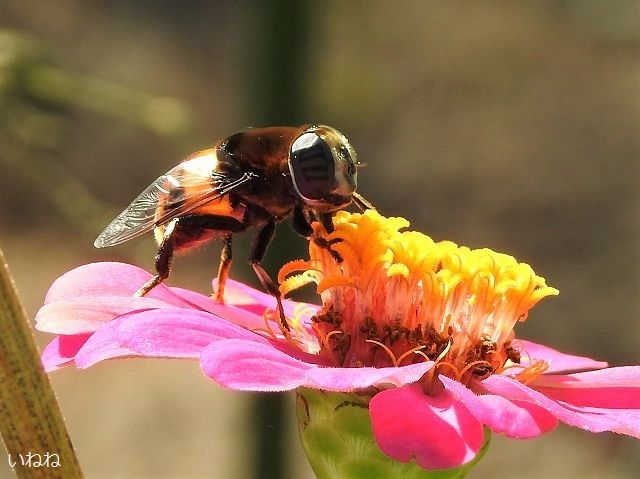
0, 29, 195, 141
0, 29, 200, 235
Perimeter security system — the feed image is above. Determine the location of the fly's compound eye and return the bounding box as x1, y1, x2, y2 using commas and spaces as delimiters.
340, 145, 356, 178
289, 132, 335, 201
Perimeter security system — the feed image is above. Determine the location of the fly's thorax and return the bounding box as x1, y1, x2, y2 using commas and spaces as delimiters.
219, 126, 300, 173
228, 171, 296, 220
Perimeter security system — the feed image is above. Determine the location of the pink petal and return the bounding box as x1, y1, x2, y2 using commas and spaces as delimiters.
183, 297, 267, 331
116, 309, 270, 357
46, 262, 162, 301
201, 339, 314, 391
74, 308, 267, 368
515, 340, 608, 374
41, 334, 92, 372
531, 366, 640, 408
201, 339, 433, 392
481, 374, 640, 438
73, 317, 140, 369
178, 280, 317, 334
440, 375, 557, 438
305, 362, 434, 392
370, 384, 484, 470
44, 262, 208, 309
214, 278, 319, 322
212, 278, 270, 307
35, 297, 166, 334
42, 263, 266, 329
165, 286, 218, 311
168, 286, 264, 327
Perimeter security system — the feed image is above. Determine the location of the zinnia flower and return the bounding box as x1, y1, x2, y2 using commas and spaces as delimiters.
36, 210, 640, 476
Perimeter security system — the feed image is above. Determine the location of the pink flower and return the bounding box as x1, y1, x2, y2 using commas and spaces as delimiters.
36, 262, 431, 390
36, 211, 640, 472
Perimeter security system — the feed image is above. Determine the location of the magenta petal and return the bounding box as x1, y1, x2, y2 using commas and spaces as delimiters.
370, 384, 484, 470
46, 262, 156, 301
440, 375, 557, 438
74, 307, 269, 368
45, 262, 197, 307
531, 366, 640, 408
202, 336, 432, 392
214, 278, 319, 321
41, 334, 92, 372
201, 339, 313, 391
165, 286, 218, 311
481, 374, 640, 438
305, 361, 434, 392
35, 297, 166, 334
516, 340, 608, 374
73, 316, 140, 369
171, 290, 267, 331
116, 309, 270, 357
167, 286, 263, 327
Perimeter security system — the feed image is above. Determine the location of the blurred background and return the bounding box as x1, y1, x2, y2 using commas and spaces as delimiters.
1, 1, 638, 477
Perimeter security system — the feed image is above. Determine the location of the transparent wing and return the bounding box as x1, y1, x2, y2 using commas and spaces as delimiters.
94, 159, 256, 248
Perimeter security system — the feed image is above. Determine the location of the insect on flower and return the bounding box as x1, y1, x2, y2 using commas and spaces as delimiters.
94, 125, 374, 333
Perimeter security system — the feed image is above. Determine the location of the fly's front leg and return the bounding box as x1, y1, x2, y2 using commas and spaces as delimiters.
135, 218, 179, 297
248, 219, 290, 336
292, 205, 313, 238
318, 212, 335, 234
292, 206, 343, 263
214, 233, 232, 302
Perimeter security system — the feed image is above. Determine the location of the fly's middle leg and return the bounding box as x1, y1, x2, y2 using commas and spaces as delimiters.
249, 219, 290, 338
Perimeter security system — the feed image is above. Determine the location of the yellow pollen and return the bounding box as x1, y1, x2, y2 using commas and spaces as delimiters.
433, 362, 462, 382
365, 339, 399, 367
514, 360, 550, 385
260, 311, 278, 339
260, 305, 319, 353
459, 360, 493, 378
413, 349, 431, 363
396, 345, 428, 366
324, 329, 344, 343
280, 210, 559, 386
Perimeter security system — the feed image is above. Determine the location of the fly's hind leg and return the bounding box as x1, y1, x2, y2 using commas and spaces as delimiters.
175, 215, 247, 302
214, 234, 232, 302
248, 219, 290, 337
135, 218, 179, 297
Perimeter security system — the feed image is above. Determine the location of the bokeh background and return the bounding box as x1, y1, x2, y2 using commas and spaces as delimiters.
1, 1, 639, 478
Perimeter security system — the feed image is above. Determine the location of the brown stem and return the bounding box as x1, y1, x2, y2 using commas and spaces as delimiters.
0, 247, 84, 478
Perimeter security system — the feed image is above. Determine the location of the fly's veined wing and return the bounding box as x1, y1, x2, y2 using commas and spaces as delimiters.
94, 160, 256, 248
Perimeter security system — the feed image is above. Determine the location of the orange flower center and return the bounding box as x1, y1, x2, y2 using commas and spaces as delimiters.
279, 210, 558, 386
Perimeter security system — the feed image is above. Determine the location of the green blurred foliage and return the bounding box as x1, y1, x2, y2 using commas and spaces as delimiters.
0, 1, 638, 478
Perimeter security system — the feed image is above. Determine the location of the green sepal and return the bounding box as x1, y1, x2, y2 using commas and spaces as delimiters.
296, 387, 491, 479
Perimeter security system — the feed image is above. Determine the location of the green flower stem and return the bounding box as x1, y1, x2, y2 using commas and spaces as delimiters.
296, 387, 490, 479
0, 247, 84, 478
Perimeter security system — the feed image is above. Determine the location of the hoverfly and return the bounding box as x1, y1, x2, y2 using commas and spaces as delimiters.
94, 125, 373, 333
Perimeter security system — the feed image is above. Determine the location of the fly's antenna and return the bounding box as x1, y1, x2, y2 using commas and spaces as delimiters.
352, 192, 375, 211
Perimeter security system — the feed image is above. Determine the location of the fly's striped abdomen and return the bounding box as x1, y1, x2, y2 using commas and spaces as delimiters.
152, 149, 247, 246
